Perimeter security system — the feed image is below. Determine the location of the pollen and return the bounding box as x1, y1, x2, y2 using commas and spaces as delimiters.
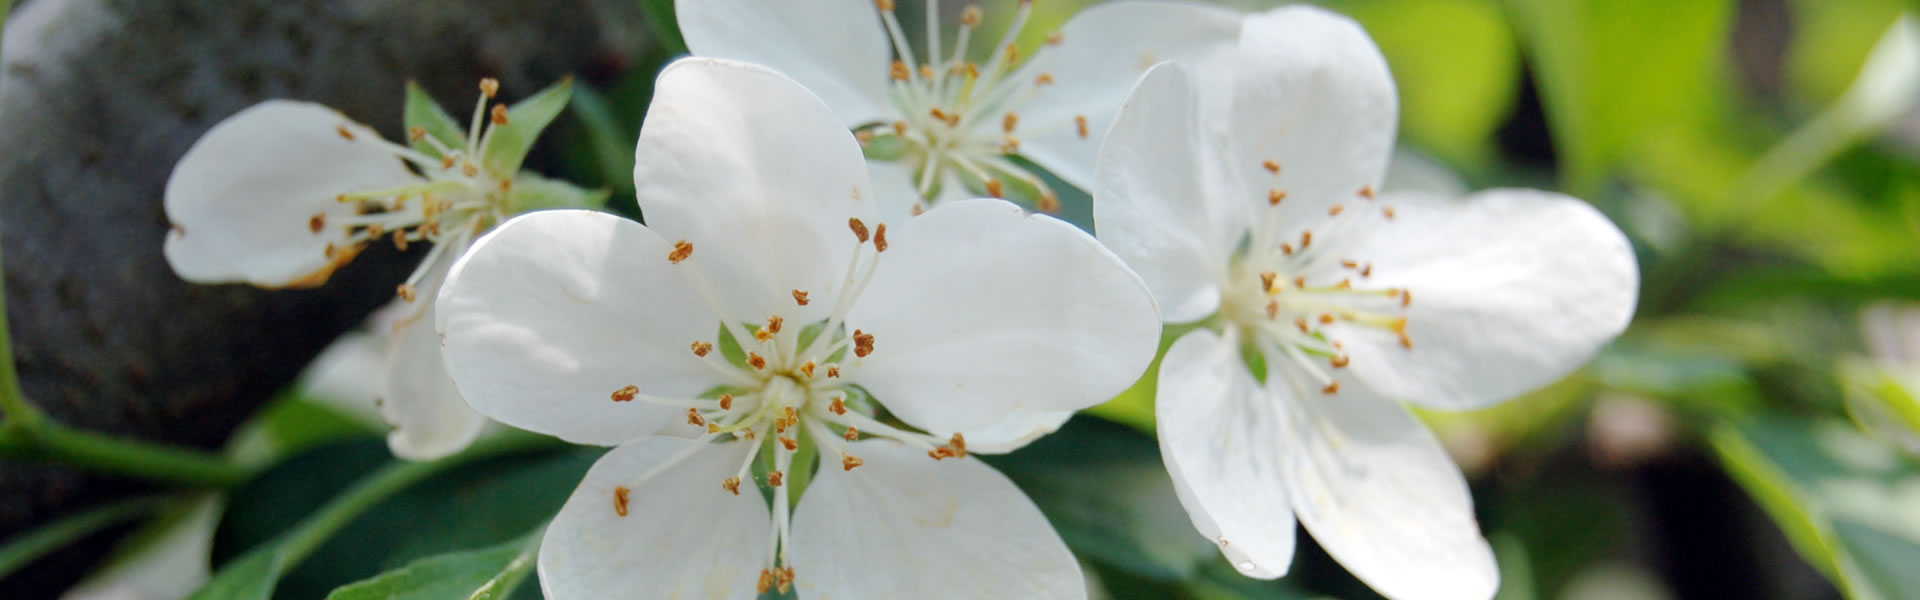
892, 121, 909, 135
335, 125, 356, 141
397, 283, 416, 303
1269, 190, 1287, 205
1293, 276, 1306, 289
612, 486, 630, 517
1003, 112, 1019, 133
986, 178, 1005, 198
875, 0, 894, 10
479, 77, 500, 98
691, 341, 713, 357
1281, 243, 1294, 256
1383, 206, 1397, 219
1322, 380, 1340, 395
490, 104, 508, 125
848, 218, 870, 243
767, 315, 784, 334
1319, 313, 1335, 325
1357, 184, 1375, 199
723, 476, 742, 496
843, 426, 859, 441
1047, 31, 1065, 45
718, 394, 733, 410
1036, 73, 1055, 86
309, 213, 326, 233
961, 4, 983, 26
758, 570, 775, 595
668, 240, 693, 263
1341, 259, 1359, 269
800, 361, 817, 378
1266, 300, 1279, 319
891, 60, 911, 81
1294, 317, 1310, 333
780, 437, 798, 451
1329, 204, 1345, 217
1262, 160, 1281, 174
843, 454, 866, 471
873, 223, 889, 252
777, 567, 795, 593
440, 155, 456, 169
1260, 271, 1278, 292
747, 352, 767, 370
768, 470, 784, 486
826, 365, 841, 378
853, 330, 876, 357
1037, 191, 1061, 214
1075, 115, 1089, 139
754, 328, 774, 342
686, 408, 705, 426
407, 126, 426, 141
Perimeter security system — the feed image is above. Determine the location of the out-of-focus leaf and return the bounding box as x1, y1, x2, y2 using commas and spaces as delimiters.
211, 438, 593, 599
324, 530, 539, 600
224, 393, 382, 468
1712, 416, 1920, 600
1786, 0, 1909, 107
1505, 0, 1734, 193
403, 82, 466, 159
985, 418, 1213, 581
1086, 323, 1205, 433
483, 78, 574, 176
1334, 0, 1519, 167
188, 546, 283, 600
567, 85, 638, 199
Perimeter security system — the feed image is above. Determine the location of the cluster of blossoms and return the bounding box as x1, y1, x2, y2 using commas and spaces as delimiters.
164, 2, 1638, 599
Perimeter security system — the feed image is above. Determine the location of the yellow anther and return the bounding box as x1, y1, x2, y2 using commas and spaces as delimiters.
1329, 204, 1345, 217
754, 328, 774, 342
1075, 115, 1088, 139
686, 408, 705, 426
962, 4, 983, 26
1262, 160, 1281, 174
407, 126, 426, 141
479, 78, 500, 98
1281, 243, 1294, 256
1047, 31, 1065, 45
1003, 112, 1019, 133
801, 362, 817, 378
1322, 380, 1340, 395
335, 125, 356, 141
668, 240, 693, 263
1294, 317, 1310, 333
612, 486, 630, 516
1265, 300, 1279, 319
848, 218, 870, 243
844, 426, 859, 441
308, 213, 326, 233
826, 365, 842, 378
873, 224, 889, 252
391, 230, 410, 252
1357, 184, 1375, 199
1259, 271, 1278, 293
1037, 72, 1056, 86
892, 121, 909, 135
1319, 313, 1335, 325
723, 476, 742, 496
1400, 289, 1412, 307
611, 385, 639, 402
919, 64, 934, 80
1383, 206, 1397, 219
1299, 230, 1313, 250
691, 341, 713, 357
1331, 354, 1351, 369
396, 283, 416, 302
853, 330, 876, 357
1269, 190, 1287, 205
1036, 191, 1061, 214
875, 0, 894, 10
891, 60, 911, 81
718, 394, 733, 410
747, 352, 767, 370
490, 104, 508, 125
986, 178, 1005, 198
780, 437, 798, 451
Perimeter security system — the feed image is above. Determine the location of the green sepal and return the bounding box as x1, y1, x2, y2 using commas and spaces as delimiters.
402, 82, 465, 160
504, 173, 610, 214
483, 77, 574, 176
860, 134, 910, 161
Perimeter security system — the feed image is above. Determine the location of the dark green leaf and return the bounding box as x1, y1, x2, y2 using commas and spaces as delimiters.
188, 547, 284, 600
325, 530, 540, 600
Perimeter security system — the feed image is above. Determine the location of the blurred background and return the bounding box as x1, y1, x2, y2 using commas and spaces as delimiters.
2, 0, 1919, 599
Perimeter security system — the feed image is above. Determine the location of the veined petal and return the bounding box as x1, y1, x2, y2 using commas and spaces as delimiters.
163, 101, 420, 287
845, 199, 1161, 433
676, 0, 895, 126
1336, 189, 1638, 410
789, 440, 1084, 600
382, 311, 487, 461
958, 408, 1075, 455
1093, 61, 1242, 324
436, 210, 726, 446
1016, 0, 1243, 191
1225, 7, 1396, 228
540, 438, 770, 600
634, 58, 880, 325
1273, 361, 1498, 600
1156, 329, 1296, 578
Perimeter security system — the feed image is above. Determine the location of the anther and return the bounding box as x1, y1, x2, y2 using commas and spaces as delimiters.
462, 162, 479, 177
826, 365, 841, 378
1036, 192, 1061, 214
440, 155, 456, 169
1336, 278, 1352, 290
718, 394, 733, 410
668, 240, 693, 263
930, 107, 951, 122
855, 130, 875, 145
777, 567, 795, 594
723, 476, 742, 495
1037, 73, 1056, 86
366, 223, 384, 237
1281, 243, 1294, 256
1329, 204, 1345, 217
490, 104, 508, 125
986, 179, 1004, 198
1294, 317, 1310, 333
479, 78, 500, 99
768, 471, 785, 488
335, 125, 356, 141
309, 213, 326, 233
1322, 380, 1341, 395
1299, 230, 1313, 250
747, 352, 767, 370
691, 341, 713, 357
1265, 301, 1279, 319
687, 408, 705, 426
397, 283, 416, 303
754, 328, 774, 342
1075, 115, 1088, 139
612, 486, 630, 517
1293, 276, 1306, 289
1383, 206, 1397, 219
1331, 354, 1351, 368
1047, 31, 1065, 45
1262, 160, 1281, 174
758, 570, 775, 595
948, 433, 967, 457
1357, 185, 1375, 199
1341, 259, 1359, 269
1360, 264, 1373, 277
961, 4, 983, 25
843, 426, 859, 441
391, 230, 409, 251
1259, 271, 1278, 292
875, 0, 894, 10
853, 330, 876, 357
324, 243, 338, 259
919, 64, 934, 79
848, 218, 870, 243
407, 126, 426, 141
780, 437, 798, 451
1004, 44, 1020, 64
1003, 113, 1019, 133
891, 60, 911, 81
873, 224, 889, 252
1269, 190, 1287, 205
1319, 313, 1335, 325
1400, 289, 1412, 308
766, 315, 784, 335
892, 121, 909, 135
1001, 135, 1021, 153
801, 362, 817, 378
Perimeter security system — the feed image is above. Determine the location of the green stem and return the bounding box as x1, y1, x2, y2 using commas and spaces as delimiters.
0, 495, 166, 579
0, 419, 254, 488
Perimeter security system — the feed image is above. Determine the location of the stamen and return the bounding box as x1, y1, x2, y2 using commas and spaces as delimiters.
719, 394, 734, 410
668, 240, 693, 263
848, 218, 870, 243
829, 397, 847, 415
962, 5, 983, 26
748, 352, 767, 370
479, 78, 500, 99
490, 104, 508, 125
1263, 160, 1281, 174
1037, 73, 1055, 86
1329, 204, 1345, 217
1002, 112, 1019, 133
780, 437, 798, 451
723, 476, 742, 495
391, 230, 409, 251
768, 470, 785, 486
1357, 185, 1375, 199
335, 125, 356, 141
873, 224, 889, 252
1331, 354, 1351, 368
308, 213, 327, 233
407, 126, 426, 141
853, 330, 876, 357
986, 178, 1004, 198
687, 408, 705, 426
826, 365, 841, 378
1075, 115, 1088, 138
1383, 206, 1397, 219
792, 289, 810, 306
691, 341, 714, 357
1322, 380, 1340, 395
844, 426, 860, 441
765, 316, 784, 335
843, 455, 865, 470
396, 283, 416, 302
800, 362, 817, 378
612, 486, 630, 517
1047, 31, 1064, 45
1269, 190, 1287, 205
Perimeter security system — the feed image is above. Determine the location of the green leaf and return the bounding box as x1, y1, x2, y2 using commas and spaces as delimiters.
1712, 416, 1920, 600
0, 496, 164, 579
985, 418, 1214, 581
484, 78, 574, 176
1334, 0, 1520, 167
567, 84, 638, 199
1505, 0, 1734, 194
325, 530, 540, 600
188, 547, 284, 600
636, 0, 687, 55
403, 82, 467, 160
505, 173, 610, 214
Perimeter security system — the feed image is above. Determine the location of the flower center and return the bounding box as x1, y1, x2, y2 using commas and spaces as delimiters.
307, 79, 519, 306
1221, 168, 1414, 395
855, 0, 1072, 213
607, 217, 967, 594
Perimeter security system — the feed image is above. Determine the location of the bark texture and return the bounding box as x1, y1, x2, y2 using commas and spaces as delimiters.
0, 0, 650, 594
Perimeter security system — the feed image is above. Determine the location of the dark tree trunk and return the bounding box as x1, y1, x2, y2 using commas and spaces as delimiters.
0, 0, 651, 594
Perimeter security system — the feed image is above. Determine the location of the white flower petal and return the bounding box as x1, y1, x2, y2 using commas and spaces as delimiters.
789, 440, 1084, 600
865, 160, 927, 224
1225, 6, 1397, 225
540, 438, 770, 600
1336, 189, 1638, 410
845, 199, 1161, 433
1016, 0, 1243, 191
634, 58, 880, 324
1155, 329, 1296, 578
381, 312, 487, 461
675, 0, 895, 126
436, 210, 725, 446
1277, 366, 1499, 600
1093, 61, 1242, 324
958, 408, 1075, 455
163, 101, 419, 287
